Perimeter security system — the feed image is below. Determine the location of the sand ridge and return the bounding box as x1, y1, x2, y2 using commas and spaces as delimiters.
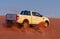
0, 16, 60, 39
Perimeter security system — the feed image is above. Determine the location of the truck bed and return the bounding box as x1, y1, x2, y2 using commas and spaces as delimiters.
6, 14, 17, 21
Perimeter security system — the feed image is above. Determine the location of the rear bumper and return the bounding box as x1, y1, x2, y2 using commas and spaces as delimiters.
6, 20, 17, 24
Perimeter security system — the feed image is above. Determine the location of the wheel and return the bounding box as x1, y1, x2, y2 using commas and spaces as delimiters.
39, 21, 49, 28
44, 21, 49, 28
23, 20, 29, 29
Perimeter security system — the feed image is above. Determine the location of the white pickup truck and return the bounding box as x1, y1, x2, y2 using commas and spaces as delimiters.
6, 10, 50, 28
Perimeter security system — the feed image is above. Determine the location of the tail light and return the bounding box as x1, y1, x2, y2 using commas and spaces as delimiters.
16, 15, 19, 20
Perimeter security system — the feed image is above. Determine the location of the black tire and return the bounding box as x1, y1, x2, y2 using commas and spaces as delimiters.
45, 21, 49, 27
23, 20, 29, 28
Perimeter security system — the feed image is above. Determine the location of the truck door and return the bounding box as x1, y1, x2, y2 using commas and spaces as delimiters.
31, 12, 43, 24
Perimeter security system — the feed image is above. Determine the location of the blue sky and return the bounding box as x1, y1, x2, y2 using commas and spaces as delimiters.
0, 0, 60, 18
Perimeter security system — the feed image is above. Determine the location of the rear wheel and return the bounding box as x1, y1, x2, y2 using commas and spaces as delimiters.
23, 20, 29, 29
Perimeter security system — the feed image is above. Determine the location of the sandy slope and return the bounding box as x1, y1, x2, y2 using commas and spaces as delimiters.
0, 16, 60, 39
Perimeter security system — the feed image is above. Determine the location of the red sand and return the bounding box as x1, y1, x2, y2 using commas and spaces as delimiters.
0, 16, 60, 39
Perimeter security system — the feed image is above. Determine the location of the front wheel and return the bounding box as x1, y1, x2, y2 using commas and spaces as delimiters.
44, 21, 49, 28
39, 21, 49, 28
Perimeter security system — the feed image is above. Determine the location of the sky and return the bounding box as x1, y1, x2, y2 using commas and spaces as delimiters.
0, 0, 60, 18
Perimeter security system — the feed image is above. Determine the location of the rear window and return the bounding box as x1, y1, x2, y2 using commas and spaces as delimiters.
20, 11, 30, 15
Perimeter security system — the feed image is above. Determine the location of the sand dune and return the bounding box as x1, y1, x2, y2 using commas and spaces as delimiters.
0, 16, 60, 39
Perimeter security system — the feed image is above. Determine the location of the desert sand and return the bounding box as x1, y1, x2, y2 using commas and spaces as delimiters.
0, 16, 60, 39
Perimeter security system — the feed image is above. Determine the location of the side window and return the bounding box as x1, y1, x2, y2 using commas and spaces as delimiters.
20, 11, 30, 15
32, 12, 35, 16
20, 11, 25, 15
32, 12, 40, 17
24, 11, 30, 15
